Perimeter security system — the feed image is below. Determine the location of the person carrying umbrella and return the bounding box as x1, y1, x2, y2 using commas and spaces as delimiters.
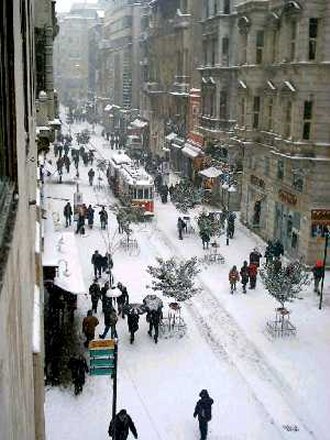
116, 282, 129, 318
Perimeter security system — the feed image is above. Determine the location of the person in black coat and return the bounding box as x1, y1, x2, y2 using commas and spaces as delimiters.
193, 389, 214, 440
127, 313, 140, 344
177, 217, 186, 240
89, 281, 101, 313
91, 250, 103, 279
147, 309, 162, 344
116, 282, 129, 318
63, 202, 73, 227
108, 409, 138, 440
68, 354, 89, 395
249, 248, 262, 268
240, 260, 249, 293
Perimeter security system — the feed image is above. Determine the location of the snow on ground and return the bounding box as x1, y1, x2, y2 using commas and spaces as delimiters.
44, 121, 330, 440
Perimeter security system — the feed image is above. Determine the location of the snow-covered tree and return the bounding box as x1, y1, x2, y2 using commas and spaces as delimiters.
170, 180, 203, 213
197, 210, 225, 239
259, 260, 311, 308
146, 257, 201, 302
114, 204, 145, 241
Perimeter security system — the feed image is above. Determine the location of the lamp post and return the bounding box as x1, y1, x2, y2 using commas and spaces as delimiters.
319, 228, 329, 310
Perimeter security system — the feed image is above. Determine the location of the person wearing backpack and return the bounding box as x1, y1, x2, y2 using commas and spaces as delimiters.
193, 389, 214, 440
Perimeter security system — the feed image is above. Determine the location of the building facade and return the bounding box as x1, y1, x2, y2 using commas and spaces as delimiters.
234, 0, 330, 264
0, 0, 47, 438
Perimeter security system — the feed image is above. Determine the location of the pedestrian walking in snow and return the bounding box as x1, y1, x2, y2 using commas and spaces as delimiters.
200, 229, 211, 250
229, 265, 240, 293
227, 212, 236, 239
108, 409, 138, 440
127, 313, 140, 344
68, 354, 89, 395
248, 262, 258, 289
63, 202, 73, 227
63, 154, 71, 173
99, 306, 118, 339
91, 250, 103, 279
82, 310, 99, 348
240, 261, 249, 293
249, 248, 262, 268
147, 309, 162, 344
100, 281, 111, 312
76, 205, 86, 235
89, 281, 101, 313
116, 282, 129, 318
312, 260, 325, 294
88, 168, 95, 186
116, 213, 124, 234
87, 205, 95, 229
99, 206, 108, 230
102, 252, 114, 275
177, 217, 186, 240
193, 389, 214, 440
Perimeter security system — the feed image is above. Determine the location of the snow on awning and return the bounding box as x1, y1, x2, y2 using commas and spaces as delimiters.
199, 166, 223, 179
283, 80, 296, 92
209, 76, 216, 85
182, 143, 204, 159
165, 132, 177, 142
104, 104, 113, 111
48, 118, 62, 126
172, 142, 184, 149
267, 80, 276, 91
43, 232, 86, 295
130, 118, 148, 129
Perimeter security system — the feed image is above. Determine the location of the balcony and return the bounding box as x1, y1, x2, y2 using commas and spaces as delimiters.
173, 11, 191, 30
0, 178, 17, 288
169, 81, 190, 97
200, 116, 235, 132
143, 81, 165, 94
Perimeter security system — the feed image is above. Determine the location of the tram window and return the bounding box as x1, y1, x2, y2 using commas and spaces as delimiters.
150, 188, 153, 199
144, 188, 149, 199
137, 189, 144, 199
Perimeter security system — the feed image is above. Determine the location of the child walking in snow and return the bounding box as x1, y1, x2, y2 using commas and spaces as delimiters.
229, 266, 240, 293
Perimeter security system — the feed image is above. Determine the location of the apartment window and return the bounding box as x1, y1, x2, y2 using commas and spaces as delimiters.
303, 100, 313, 140
220, 91, 227, 119
289, 21, 297, 61
266, 97, 274, 131
205, 0, 209, 18
271, 29, 278, 63
277, 159, 284, 180
222, 37, 229, 66
240, 97, 246, 126
253, 96, 260, 129
224, 0, 231, 14
211, 39, 217, 65
284, 101, 292, 138
256, 31, 264, 64
264, 156, 270, 176
309, 18, 319, 60
293, 172, 304, 192
241, 33, 247, 64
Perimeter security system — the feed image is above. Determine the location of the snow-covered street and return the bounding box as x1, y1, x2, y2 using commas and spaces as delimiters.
44, 123, 330, 440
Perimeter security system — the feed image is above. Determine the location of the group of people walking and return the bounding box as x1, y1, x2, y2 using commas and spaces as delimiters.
63, 202, 108, 234
228, 248, 263, 293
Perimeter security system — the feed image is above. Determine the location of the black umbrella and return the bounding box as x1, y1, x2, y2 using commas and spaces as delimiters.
122, 303, 147, 315
143, 294, 163, 311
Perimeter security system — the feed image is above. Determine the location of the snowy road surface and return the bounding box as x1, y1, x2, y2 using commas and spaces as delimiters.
44, 122, 330, 440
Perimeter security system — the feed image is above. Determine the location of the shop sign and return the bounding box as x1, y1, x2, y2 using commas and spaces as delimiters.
250, 174, 265, 189
311, 209, 330, 237
278, 189, 297, 206
187, 132, 204, 148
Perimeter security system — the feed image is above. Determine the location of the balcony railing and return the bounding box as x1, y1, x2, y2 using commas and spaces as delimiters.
200, 116, 235, 132
170, 82, 190, 96
0, 178, 17, 288
143, 81, 165, 94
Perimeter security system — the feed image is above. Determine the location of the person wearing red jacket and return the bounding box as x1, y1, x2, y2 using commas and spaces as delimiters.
248, 263, 258, 289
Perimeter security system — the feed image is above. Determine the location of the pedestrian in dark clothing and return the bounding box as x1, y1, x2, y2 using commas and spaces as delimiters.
177, 217, 186, 240
63, 154, 71, 173
147, 309, 162, 343
160, 184, 168, 203
89, 281, 101, 313
64, 202, 73, 227
264, 241, 274, 266
82, 310, 99, 348
312, 261, 325, 294
87, 205, 95, 229
227, 212, 236, 239
229, 265, 240, 293
99, 206, 108, 229
116, 282, 129, 318
76, 205, 86, 235
100, 281, 111, 312
102, 252, 114, 275
200, 230, 211, 250
193, 389, 214, 440
116, 213, 124, 234
91, 250, 103, 279
273, 256, 282, 274
272, 240, 284, 258
88, 168, 95, 186
249, 248, 262, 268
68, 355, 89, 395
99, 307, 118, 339
248, 263, 258, 289
88, 150, 94, 165
240, 261, 249, 293
108, 409, 138, 440
127, 314, 140, 344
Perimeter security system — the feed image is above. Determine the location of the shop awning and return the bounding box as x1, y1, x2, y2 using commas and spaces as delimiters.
130, 118, 148, 129
182, 143, 204, 159
199, 166, 223, 179
282, 80, 296, 92
165, 132, 177, 142
172, 142, 184, 149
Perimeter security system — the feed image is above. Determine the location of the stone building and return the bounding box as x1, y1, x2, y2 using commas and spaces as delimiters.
54, 3, 103, 105
233, 0, 330, 264
142, 0, 203, 160
0, 0, 46, 438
